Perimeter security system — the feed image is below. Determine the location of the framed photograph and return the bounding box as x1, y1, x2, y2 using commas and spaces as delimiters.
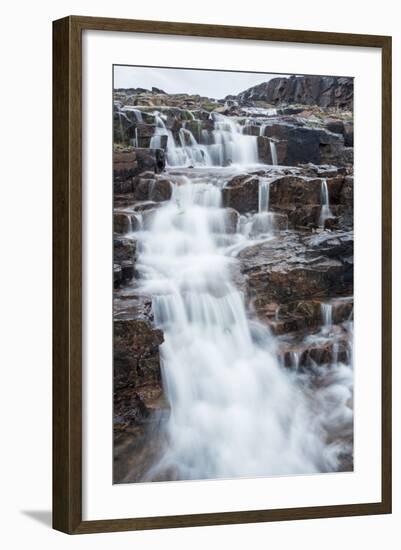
53, 16, 392, 534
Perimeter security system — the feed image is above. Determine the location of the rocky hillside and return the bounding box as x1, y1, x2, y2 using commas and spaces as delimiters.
232, 75, 353, 110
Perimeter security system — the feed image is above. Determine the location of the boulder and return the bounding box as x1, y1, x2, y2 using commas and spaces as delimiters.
222, 175, 259, 213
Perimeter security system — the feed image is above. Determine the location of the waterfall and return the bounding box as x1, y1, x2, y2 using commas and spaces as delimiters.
321, 303, 333, 331
150, 112, 260, 167
132, 127, 139, 148
319, 179, 333, 227
258, 178, 270, 213
135, 176, 345, 481
121, 106, 143, 123
211, 113, 259, 165
269, 140, 278, 165
290, 351, 301, 371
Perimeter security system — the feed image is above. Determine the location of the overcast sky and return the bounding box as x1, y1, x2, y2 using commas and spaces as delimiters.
114, 65, 287, 99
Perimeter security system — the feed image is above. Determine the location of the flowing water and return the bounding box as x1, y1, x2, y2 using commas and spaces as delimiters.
131, 168, 353, 481
319, 178, 333, 227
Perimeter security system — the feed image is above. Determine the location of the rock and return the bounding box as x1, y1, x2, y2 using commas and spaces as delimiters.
121, 260, 135, 282
262, 124, 345, 166
242, 124, 260, 136
222, 174, 259, 213
114, 212, 141, 235
114, 179, 134, 194
326, 175, 345, 204
133, 176, 156, 201
240, 231, 353, 305
114, 264, 122, 288
269, 175, 322, 206
236, 75, 353, 110
113, 149, 138, 180
114, 237, 137, 263
134, 148, 166, 175
257, 136, 275, 164
325, 119, 345, 135
343, 122, 354, 147
223, 208, 240, 233
149, 178, 173, 202
113, 318, 164, 441
129, 123, 156, 148
281, 335, 350, 368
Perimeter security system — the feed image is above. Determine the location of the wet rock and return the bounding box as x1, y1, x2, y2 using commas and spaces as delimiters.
269, 175, 322, 206
114, 264, 122, 288
114, 237, 137, 263
114, 212, 136, 235
134, 148, 166, 175
149, 178, 173, 202
114, 319, 164, 392
113, 149, 138, 180
240, 231, 353, 305
128, 123, 156, 148
121, 260, 135, 282
224, 208, 241, 233
262, 124, 345, 166
113, 318, 164, 445
114, 179, 134, 194
340, 176, 353, 207
242, 124, 260, 136
326, 175, 345, 204
343, 122, 354, 147
222, 174, 259, 213
281, 335, 350, 368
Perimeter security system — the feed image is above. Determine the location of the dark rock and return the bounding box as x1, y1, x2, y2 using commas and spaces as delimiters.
269, 176, 322, 206
149, 178, 173, 202
263, 124, 345, 166
114, 264, 122, 288
343, 122, 354, 147
237, 75, 353, 110
240, 231, 353, 305
113, 149, 138, 180
223, 208, 240, 233
114, 237, 137, 263
114, 212, 133, 235
134, 148, 166, 175
113, 318, 164, 442
114, 179, 134, 194
340, 176, 353, 207
222, 174, 259, 213
121, 260, 135, 282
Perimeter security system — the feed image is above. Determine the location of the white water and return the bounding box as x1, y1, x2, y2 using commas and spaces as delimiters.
134, 174, 349, 481
321, 303, 333, 330
269, 140, 278, 165
150, 112, 259, 167
319, 178, 333, 227
258, 178, 270, 213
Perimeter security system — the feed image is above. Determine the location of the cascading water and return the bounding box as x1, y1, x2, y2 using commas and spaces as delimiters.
269, 139, 278, 165
135, 175, 348, 481
321, 303, 333, 330
319, 178, 333, 227
258, 178, 270, 213
150, 111, 260, 167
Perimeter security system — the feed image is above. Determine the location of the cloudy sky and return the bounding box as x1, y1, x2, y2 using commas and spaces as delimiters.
114, 65, 287, 99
